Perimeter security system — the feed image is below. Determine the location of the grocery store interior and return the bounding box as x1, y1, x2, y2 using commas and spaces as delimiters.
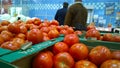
0, 0, 120, 68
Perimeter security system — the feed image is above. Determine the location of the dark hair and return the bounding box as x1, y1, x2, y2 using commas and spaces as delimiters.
63, 2, 69, 8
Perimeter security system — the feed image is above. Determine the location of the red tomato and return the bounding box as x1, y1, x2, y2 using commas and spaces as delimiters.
42, 36, 50, 42
112, 35, 120, 42
56, 26, 64, 32
100, 60, 120, 68
60, 29, 68, 35
8, 23, 20, 34
40, 27, 50, 33
33, 18, 41, 25
0, 35, 4, 45
1, 20, 10, 26
111, 50, 120, 60
69, 43, 89, 61
0, 26, 8, 33
20, 25, 27, 34
30, 24, 39, 30
50, 20, 59, 26
86, 29, 100, 40
1, 30, 13, 41
87, 25, 96, 31
15, 33, 26, 40
102, 33, 113, 41
39, 23, 49, 28
66, 27, 74, 34
74, 30, 82, 35
12, 38, 25, 46
63, 34, 80, 47
54, 52, 74, 68
89, 46, 111, 66
26, 19, 34, 24
75, 60, 97, 68
63, 25, 69, 29
32, 51, 53, 68
27, 29, 43, 44
53, 42, 69, 54
48, 29, 59, 39
1, 41, 20, 50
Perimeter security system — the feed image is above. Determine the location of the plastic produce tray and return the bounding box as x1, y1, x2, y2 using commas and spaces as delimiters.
0, 36, 64, 68
80, 38, 120, 50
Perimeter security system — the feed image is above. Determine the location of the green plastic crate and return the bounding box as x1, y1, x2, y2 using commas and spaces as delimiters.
0, 60, 18, 68
0, 36, 64, 68
0, 48, 13, 56
80, 38, 120, 50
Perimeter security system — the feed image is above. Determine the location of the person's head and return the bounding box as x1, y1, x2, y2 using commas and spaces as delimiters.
75, 0, 82, 2
63, 2, 69, 8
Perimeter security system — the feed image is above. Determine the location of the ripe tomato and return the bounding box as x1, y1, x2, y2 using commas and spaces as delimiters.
111, 50, 120, 60
1, 30, 13, 42
63, 34, 80, 47
1, 41, 20, 50
48, 29, 59, 39
0, 26, 8, 33
12, 38, 25, 46
33, 18, 41, 26
75, 60, 97, 68
50, 20, 59, 26
30, 24, 39, 30
15, 33, 26, 40
87, 25, 96, 31
26, 19, 34, 24
60, 29, 68, 35
74, 30, 82, 35
0, 35, 4, 45
54, 52, 74, 68
40, 27, 50, 33
27, 29, 43, 44
69, 43, 89, 61
20, 25, 27, 34
39, 23, 49, 28
112, 35, 120, 42
66, 27, 74, 34
86, 29, 100, 40
42, 36, 50, 42
1, 20, 10, 26
102, 33, 113, 41
8, 23, 20, 34
53, 42, 69, 54
89, 46, 111, 66
100, 60, 120, 68
32, 51, 53, 68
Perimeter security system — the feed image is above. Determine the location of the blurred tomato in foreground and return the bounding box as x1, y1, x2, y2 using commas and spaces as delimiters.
69, 43, 89, 61
32, 51, 53, 68
89, 46, 111, 66
54, 52, 74, 68
75, 60, 97, 68
100, 60, 120, 68
112, 50, 120, 60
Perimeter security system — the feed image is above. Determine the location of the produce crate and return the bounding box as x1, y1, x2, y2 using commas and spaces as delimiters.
80, 38, 120, 50
0, 48, 13, 56
0, 36, 64, 68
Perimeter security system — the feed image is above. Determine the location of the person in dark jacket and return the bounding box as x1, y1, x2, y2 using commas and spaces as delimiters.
55, 2, 69, 25
64, 0, 88, 31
